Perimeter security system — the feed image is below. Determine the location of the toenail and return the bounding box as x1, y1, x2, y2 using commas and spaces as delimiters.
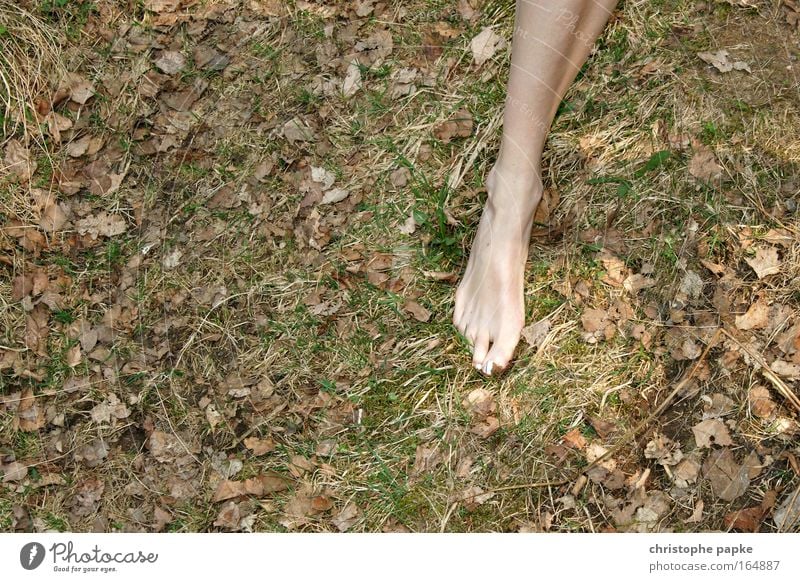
482, 361, 493, 375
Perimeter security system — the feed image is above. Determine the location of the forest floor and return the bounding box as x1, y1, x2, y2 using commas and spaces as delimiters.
2, 0, 800, 532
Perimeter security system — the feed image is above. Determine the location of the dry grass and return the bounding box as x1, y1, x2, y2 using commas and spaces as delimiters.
0, 0, 65, 145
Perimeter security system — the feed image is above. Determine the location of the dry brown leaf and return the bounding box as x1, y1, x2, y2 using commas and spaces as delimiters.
66, 74, 95, 105
70, 478, 105, 517
45, 112, 73, 142
735, 297, 769, 330
460, 486, 495, 511
342, 61, 362, 98
701, 448, 750, 501
434, 108, 473, 143
745, 246, 781, 279
403, 299, 431, 322
581, 308, 610, 333
154, 51, 186, 75
692, 419, 734, 448
673, 454, 702, 488
697, 50, 751, 73
623, 273, 656, 294
75, 212, 127, 239
521, 318, 550, 350
469, 415, 500, 438
4, 139, 37, 182
283, 117, 314, 142
748, 385, 777, 418
412, 445, 442, 475
244, 436, 276, 456
332, 502, 361, 532
724, 505, 765, 532
562, 428, 587, 450
599, 252, 629, 287
462, 388, 495, 417
470, 27, 505, 66
771, 359, 800, 379
644, 433, 683, 466
213, 501, 241, 529
144, 0, 183, 12
688, 143, 723, 183
17, 388, 45, 432
1, 461, 28, 483
685, 499, 704, 523
774, 486, 800, 531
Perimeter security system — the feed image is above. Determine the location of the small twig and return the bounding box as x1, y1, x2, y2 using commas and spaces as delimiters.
492, 328, 722, 493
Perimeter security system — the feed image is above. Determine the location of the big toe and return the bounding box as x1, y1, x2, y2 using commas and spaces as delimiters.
472, 331, 490, 370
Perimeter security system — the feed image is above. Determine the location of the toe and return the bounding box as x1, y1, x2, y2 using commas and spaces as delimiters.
453, 294, 465, 331
464, 324, 478, 351
472, 331, 490, 369
483, 326, 522, 373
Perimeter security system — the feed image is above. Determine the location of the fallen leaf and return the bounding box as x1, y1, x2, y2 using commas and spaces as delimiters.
283, 117, 314, 143
70, 478, 105, 517
702, 448, 749, 501
735, 297, 769, 330
462, 388, 495, 417
4, 139, 37, 182
644, 433, 684, 466
469, 415, 499, 438
773, 486, 800, 531
623, 273, 656, 294
685, 499, 704, 523
673, 454, 702, 488
244, 437, 276, 456
17, 388, 45, 432
320, 188, 349, 204
599, 252, 629, 287
521, 318, 550, 350
588, 416, 617, 439
697, 50, 751, 73
39, 201, 69, 233
403, 299, 431, 322
434, 108, 473, 143
342, 61, 362, 98
748, 385, 777, 418
771, 360, 800, 379
460, 486, 495, 511
703, 393, 735, 418
692, 419, 734, 448
688, 143, 723, 183
724, 506, 765, 532
562, 428, 587, 450
412, 445, 442, 476
213, 501, 241, 529
398, 214, 417, 235
745, 246, 781, 279
1, 461, 28, 483
581, 308, 610, 333
65, 74, 95, 105
45, 112, 73, 142
154, 51, 186, 75
470, 27, 505, 66
331, 502, 361, 532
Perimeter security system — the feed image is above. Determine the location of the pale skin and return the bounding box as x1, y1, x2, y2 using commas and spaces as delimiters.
454, 0, 620, 375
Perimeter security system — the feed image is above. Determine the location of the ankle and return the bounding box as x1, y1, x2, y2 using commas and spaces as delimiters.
485, 166, 543, 216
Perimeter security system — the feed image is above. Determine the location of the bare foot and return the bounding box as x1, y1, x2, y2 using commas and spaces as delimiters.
453, 168, 542, 375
